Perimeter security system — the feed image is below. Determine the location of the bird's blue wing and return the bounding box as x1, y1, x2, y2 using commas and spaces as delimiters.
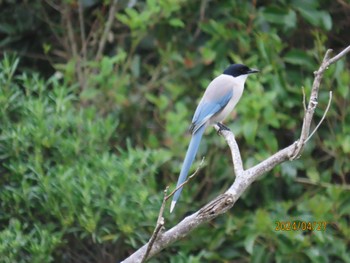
190, 89, 233, 133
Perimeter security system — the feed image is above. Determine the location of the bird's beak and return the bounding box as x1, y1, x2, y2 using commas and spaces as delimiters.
248, 68, 259, 74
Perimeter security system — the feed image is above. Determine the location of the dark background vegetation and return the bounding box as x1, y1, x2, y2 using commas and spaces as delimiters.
0, 0, 349, 262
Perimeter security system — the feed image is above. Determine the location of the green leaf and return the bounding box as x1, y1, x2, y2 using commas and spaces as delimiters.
169, 18, 185, 28
284, 49, 315, 70
297, 8, 332, 31
131, 55, 140, 77
261, 7, 297, 30
243, 120, 258, 144
244, 233, 257, 254
306, 167, 320, 183
200, 46, 216, 65
341, 135, 350, 153
281, 162, 297, 178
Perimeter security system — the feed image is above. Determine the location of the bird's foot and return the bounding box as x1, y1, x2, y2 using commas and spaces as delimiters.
217, 123, 231, 135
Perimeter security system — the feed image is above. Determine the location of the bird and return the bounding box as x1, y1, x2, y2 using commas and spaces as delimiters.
170, 64, 259, 213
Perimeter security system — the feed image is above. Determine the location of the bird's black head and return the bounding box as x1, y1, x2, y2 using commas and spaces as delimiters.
223, 64, 259, 77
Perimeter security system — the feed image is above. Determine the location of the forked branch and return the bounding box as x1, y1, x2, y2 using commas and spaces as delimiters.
121, 46, 350, 263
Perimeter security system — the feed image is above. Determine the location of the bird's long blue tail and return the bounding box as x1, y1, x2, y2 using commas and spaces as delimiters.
170, 125, 206, 213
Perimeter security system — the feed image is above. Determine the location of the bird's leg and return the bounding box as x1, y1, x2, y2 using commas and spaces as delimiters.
217, 122, 231, 135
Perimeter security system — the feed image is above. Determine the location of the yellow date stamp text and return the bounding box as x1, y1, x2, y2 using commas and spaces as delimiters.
275, 221, 328, 231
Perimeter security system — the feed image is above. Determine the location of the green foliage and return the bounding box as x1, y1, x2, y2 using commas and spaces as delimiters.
0, 54, 170, 262
0, 219, 61, 263
0, 0, 350, 262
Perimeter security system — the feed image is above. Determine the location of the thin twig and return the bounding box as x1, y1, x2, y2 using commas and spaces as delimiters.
0, 50, 50, 61
84, 10, 102, 53
41, 3, 66, 51
78, 0, 87, 90
290, 48, 336, 160
302, 86, 307, 111
246, 0, 257, 34
64, 4, 85, 91
327, 46, 350, 65
96, 0, 119, 60
165, 157, 205, 201
78, 1, 87, 59
138, 156, 205, 262
140, 220, 164, 263
44, 0, 62, 12
141, 187, 168, 263
194, 0, 208, 38
64, 4, 78, 59
295, 177, 350, 190
305, 91, 333, 143
157, 186, 169, 225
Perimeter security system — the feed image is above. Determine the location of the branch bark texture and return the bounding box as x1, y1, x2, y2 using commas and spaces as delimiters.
121, 46, 350, 263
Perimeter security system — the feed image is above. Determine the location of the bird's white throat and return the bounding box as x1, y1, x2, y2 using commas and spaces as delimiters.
233, 74, 248, 86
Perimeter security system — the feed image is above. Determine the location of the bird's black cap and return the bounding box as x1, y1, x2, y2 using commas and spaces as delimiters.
223, 64, 259, 77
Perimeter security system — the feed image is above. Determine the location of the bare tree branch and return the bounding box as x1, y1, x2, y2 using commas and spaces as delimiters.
218, 130, 244, 176
327, 46, 350, 65
121, 46, 350, 263
78, 0, 88, 91
289, 49, 332, 159
96, 0, 119, 60
63, 4, 85, 91
63, 4, 78, 59
78, 1, 87, 60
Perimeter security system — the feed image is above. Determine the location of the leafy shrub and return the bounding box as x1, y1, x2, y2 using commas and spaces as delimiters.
0, 55, 170, 262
